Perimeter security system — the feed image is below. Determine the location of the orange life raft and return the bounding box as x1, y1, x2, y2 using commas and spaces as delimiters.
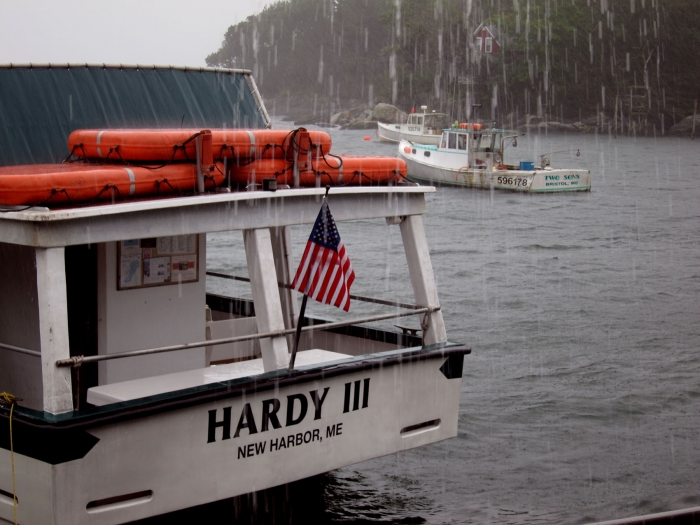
67, 128, 332, 162
0, 163, 224, 207
232, 155, 407, 187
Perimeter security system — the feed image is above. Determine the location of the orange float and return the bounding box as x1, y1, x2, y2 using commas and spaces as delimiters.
458, 123, 483, 130
231, 155, 407, 187
67, 128, 332, 162
0, 163, 224, 207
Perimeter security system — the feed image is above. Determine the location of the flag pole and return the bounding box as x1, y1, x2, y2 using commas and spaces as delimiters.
288, 294, 307, 371
289, 186, 331, 371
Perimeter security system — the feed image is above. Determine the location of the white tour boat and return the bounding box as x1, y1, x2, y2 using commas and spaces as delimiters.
399, 125, 591, 193
377, 105, 449, 145
0, 64, 469, 525
0, 185, 467, 524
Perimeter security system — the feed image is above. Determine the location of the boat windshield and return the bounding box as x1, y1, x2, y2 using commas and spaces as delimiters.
477, 134, 493, 152
448, 133, 457, 149
457, 134, 467, 150
425, 114, 448, 130
493, 133, 502, 152
408, 114, 424, 125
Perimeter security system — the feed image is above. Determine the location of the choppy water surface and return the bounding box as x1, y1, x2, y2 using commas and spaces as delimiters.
198, 127, 700, 525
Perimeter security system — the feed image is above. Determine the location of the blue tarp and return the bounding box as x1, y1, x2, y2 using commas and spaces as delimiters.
0, 65, 267, 166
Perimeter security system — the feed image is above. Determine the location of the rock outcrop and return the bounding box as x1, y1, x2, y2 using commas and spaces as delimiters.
668, 115, 700, 137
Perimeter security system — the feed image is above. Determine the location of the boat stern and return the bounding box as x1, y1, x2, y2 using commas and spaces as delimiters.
1, 344, 467, 525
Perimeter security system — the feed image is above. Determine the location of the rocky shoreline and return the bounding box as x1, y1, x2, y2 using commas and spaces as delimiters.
266, 98, 700, 138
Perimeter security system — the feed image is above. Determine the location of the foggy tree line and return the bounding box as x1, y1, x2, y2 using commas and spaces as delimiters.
206, 0, 700, 127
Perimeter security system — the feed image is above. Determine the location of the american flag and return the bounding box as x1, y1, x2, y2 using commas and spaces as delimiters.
291, 200, 355, 311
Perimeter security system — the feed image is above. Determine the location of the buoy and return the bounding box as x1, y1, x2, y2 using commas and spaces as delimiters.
364, 136, 371, 141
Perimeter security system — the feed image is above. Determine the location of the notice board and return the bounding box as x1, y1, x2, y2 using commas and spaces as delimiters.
117, 235, 199, 290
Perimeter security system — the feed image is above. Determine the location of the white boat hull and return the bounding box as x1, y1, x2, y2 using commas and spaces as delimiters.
399, 140, 591, 193
377, 121, 442, 145
0, 349, 463, 524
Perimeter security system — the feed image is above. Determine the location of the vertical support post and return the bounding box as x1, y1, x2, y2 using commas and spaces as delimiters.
293, 147, 300, 188
35, 247, 74, 414
270, 226, 299, 331
195, 134, 205, 193
195, 130, 213, 194
399, 215, 447, 346
243, 228, 290, 371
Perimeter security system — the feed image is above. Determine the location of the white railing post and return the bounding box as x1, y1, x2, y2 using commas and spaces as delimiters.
243, 228, 290, 371
399, 215, 447, 345
35, 247, 74, 414
270, 226, 299, 329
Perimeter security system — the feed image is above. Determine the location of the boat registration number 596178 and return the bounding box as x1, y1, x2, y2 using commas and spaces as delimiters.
497, 176, 529, 187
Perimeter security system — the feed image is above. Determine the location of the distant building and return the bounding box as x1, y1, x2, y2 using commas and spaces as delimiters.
473, 24, 500, 54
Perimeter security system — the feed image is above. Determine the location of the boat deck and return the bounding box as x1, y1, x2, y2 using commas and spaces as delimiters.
87, 349, 350, 406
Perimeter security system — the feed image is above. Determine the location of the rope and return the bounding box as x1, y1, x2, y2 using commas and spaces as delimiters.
63, 143, 88, 163
0, 187, 71, 213
70, 131, 203, 170
154, 178, 182, 196
0, 392, 21, 525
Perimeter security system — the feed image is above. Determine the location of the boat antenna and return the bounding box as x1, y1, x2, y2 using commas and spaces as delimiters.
180, 114, 185, 128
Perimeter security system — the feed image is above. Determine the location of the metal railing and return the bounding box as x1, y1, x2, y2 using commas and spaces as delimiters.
55, 307, 436, 367
0, 342, 41, 358
206, 271, 422, 310
0, 272, 432, 367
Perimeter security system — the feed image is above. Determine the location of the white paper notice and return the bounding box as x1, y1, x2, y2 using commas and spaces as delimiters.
156, 237, 172, 254
171, 254, 197, 281
143, 256, 171, 285
120, 254, 142, 288
156, 235, 196, 255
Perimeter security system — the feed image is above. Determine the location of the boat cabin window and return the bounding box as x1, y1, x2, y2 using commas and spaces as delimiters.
426, 114, 448, 130
457, 134, 467, 150
417, 116, 423, 125
448, 133, 456, 149
440, 134, 447, 148
477, 134, 493, 152
492, 133, 502, 152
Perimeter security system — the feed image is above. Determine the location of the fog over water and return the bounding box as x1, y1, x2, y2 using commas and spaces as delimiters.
195, 125, 700, 524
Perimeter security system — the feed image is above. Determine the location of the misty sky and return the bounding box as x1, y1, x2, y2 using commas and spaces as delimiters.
0, 1, 274, 67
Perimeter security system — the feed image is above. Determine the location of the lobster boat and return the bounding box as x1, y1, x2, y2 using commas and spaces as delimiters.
377, 105, 450, 145
399, 124, 591, 193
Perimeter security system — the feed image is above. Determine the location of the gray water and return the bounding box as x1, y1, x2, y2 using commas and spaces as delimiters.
200, 127, 700, 524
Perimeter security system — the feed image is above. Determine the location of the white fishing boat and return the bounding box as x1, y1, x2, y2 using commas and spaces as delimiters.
399, 125, 591, 193
377, 105, 449, 145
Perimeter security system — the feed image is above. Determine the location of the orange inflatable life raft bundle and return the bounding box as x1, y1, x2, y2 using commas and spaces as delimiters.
232, 155, 407, 187
0, 127, 408, 208
67, 128, 333, 163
